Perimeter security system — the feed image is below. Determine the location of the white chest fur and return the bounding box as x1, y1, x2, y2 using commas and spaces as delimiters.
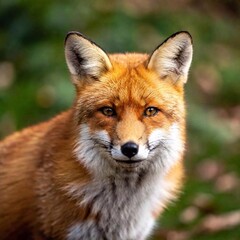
66, 171, 174, 240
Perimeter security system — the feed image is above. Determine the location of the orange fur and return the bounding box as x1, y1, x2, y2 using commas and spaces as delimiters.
0, 31, 192, 240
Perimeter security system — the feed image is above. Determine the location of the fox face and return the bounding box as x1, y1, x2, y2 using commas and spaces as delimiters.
65, 32, 192, 176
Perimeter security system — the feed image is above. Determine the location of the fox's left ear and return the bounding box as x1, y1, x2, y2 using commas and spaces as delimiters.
147, 31, 193, 83
65, 32, 112, 82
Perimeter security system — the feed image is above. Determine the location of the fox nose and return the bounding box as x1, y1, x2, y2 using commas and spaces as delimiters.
121, 141, 139, 158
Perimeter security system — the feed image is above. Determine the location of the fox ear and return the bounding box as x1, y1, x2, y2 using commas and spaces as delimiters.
65, 32, 112, 80
147, 31, 193, 83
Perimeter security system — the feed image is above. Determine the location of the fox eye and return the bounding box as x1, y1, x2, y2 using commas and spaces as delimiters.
100, 107, 116, 117
144, 107, 159, 117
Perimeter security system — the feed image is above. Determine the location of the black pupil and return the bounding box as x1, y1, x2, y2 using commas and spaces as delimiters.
103, 108, 113, 116
146, 107, 157, 116
149, 108, 154, 114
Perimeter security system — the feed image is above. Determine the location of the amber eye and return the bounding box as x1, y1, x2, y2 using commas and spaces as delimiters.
100, 107, 116, 117
144, 107, 159, 117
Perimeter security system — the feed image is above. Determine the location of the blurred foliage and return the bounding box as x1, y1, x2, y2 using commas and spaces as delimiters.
0, 0, 239, 239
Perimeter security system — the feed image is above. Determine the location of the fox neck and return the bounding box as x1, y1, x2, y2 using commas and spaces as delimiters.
64, 157, 179, 240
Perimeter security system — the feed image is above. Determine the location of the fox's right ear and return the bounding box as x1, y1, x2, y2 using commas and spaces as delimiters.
65, 32, 112, 82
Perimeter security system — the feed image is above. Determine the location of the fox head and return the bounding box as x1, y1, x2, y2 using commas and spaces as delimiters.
65, 31, 193, 175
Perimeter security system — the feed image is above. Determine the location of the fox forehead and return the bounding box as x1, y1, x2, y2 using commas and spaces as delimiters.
110, 53, 149, 66
76, 53, 183, 110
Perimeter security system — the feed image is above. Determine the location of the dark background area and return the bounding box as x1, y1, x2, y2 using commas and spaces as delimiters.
0, 0, 240, 239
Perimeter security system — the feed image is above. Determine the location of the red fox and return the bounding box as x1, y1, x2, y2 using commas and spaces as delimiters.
0, 31, 193, 240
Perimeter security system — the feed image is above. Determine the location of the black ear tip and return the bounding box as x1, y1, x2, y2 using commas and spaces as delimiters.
64, 31, 85, 45
64, 31, 101, 50
172, 31, 193, 44
167, 31, 193, 44
180, 31, 193, 44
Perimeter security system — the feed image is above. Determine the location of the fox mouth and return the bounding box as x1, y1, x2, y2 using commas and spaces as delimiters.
115, 159, 144, 164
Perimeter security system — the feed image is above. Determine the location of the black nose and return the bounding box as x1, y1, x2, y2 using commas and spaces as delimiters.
121, 141, 139, 158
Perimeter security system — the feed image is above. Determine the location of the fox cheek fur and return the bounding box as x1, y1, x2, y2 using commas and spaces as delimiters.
0, 31, 192, 240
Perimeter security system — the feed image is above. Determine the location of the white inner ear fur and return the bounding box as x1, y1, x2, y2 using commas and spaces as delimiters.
65, 34, 112, 78
148, 32, 193, 83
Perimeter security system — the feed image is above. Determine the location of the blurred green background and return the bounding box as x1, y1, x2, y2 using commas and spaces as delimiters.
0, 0, 239, 239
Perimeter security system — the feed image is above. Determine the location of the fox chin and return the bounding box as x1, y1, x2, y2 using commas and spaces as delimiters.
0, 31, 193, 240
